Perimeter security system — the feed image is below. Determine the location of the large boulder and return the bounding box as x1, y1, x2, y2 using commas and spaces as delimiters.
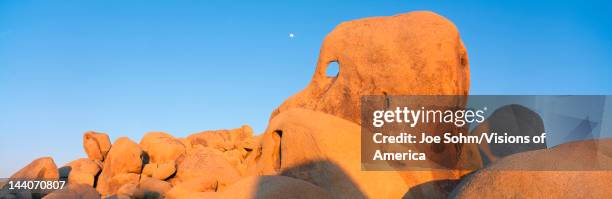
471, 104, 547, 164
186, 125, 256, 177
167, 148, 241, 198
152, 161, 176, 180
166, 178, 218, 199
271, 11, 470, 124
452, 138, 612, 198
96, 137, 144, 196
61, 158, 101, 186
10, 157, 59, 180
43, 184, 100, 199
139, 176, 172, 198
174, 147, 241, 186
3, 157, 60, 199
139, 132, 186, 164
253, 108, 467, 198
83, 131, 112, 161
220, 176, 332, 199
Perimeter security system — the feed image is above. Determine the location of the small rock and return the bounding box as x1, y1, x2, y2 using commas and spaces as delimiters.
142, 163, 158, 177
152, 161, 175, 180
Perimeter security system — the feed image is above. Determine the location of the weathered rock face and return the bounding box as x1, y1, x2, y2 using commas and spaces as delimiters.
186, 125, 257, 176
187, 125, 254, 152
140, 132, 186, 164
451, 138, 612, 199
271, 11, 470, 124
173, 148, 241, 190
96, 137, 144, 197
83, 131, 112, 161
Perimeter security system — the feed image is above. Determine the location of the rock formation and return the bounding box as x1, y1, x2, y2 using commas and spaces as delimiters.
1, 157, 59, 199
8, 10, 607, 199
4, 10, 475, 199
471, 104, 547, 164
271, 11, 470, 125
96, 137, 144, 197
83, 131, 112, 161
451, 138, 612, 198
64, 158, 102, 186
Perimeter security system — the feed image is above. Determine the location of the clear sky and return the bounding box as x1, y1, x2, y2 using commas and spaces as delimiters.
1, 1, 611, 176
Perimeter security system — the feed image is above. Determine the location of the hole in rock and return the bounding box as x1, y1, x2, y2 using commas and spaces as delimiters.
326, 61, 339, 77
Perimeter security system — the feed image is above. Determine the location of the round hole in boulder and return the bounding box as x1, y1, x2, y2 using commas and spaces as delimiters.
326, 61, 339, 77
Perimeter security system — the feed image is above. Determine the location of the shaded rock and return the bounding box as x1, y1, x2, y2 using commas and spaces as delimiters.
43, 184, 100, 199
152, 161, 175, 180
96, 137, 143, 196
116, 183, 139, 198
139, 176, 172, 198
83, 131, 112, 161
220, 176, 332, 199
471, 104, 546, 164
271, 11, 470, 124
139, 132, 186, 164
452, 138, 612, 199
166, 178, 218, 199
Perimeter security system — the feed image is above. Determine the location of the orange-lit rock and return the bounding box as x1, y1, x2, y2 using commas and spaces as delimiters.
83, 131, 112, 161
96, 137, 143, 196
452, 139, 612, 199
140, 132, 186, 164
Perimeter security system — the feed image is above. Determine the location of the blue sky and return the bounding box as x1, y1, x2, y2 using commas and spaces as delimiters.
1, 1, 611, 176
